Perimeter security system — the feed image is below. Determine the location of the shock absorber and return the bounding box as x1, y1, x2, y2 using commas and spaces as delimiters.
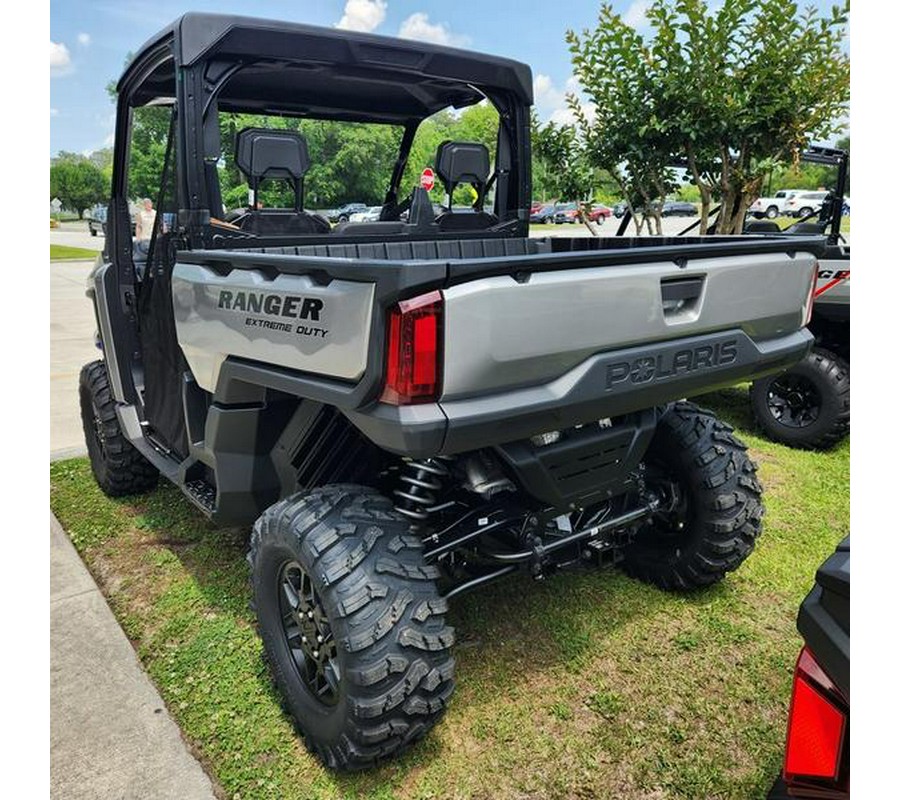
393, 457, 452, 522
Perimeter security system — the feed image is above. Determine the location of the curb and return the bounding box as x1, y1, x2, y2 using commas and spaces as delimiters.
50, 512, 219, 800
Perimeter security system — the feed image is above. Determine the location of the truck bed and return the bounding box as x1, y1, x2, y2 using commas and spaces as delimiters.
171, 234, 822, 455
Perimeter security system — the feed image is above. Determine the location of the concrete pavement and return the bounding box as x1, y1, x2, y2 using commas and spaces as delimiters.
50, 256, 99, 456
52, 221, 106, 252
50, 513, 218, 800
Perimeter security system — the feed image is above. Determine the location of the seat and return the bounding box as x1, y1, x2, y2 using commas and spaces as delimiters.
233, 128, 330, 235
743, 221, 781, 234
789, 222, 827, 235
432, 141, 498, 231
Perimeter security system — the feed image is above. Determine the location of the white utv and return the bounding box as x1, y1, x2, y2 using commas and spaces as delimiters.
81, 13, 824, 770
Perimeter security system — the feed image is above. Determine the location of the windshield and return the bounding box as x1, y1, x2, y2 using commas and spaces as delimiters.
217, 113, 403, 213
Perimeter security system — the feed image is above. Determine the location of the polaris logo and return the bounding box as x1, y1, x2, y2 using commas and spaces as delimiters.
605, 340, 738, 390
217, 290, 324, 321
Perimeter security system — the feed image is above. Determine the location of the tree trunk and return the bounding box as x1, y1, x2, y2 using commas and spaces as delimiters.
634, 211, 645, 235
576, 202, 600, 237
686, 146, 712, 235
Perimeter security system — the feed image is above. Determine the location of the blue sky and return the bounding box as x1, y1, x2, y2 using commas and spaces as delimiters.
49, 0, 847, 156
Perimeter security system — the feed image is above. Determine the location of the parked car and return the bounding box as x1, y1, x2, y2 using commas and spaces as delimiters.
87, 206, 107, 236
328, 202, 367, 223
399, 202, 447, 222
529, 203, 558, 223
587, 204, 613, 222
767, 538, 848, 800
349, 206, 382, 223
613, 201, 666, 218
661, 201, 698, 217
749, 190, 805, 219
552, 202, 580, 223
785, 191, 830, 218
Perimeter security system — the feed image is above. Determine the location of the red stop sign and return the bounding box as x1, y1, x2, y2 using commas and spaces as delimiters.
420, 167, 436, 192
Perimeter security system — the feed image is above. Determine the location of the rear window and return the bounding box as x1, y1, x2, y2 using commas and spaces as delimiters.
217, 113, 403, 213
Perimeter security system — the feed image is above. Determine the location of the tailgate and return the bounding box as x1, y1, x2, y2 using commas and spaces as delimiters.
441, 251, 817, 399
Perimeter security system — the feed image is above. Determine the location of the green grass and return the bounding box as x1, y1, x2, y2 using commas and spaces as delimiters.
49, 387, 848, 799
50, 244, 99, 261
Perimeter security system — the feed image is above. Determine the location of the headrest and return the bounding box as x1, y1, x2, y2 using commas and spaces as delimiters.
235, 128, 310, 182
744, 221, 781, 234
435, 141, 491, 187
790, 222, 826, 235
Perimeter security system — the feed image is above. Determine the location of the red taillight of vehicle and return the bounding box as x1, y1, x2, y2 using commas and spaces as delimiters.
804, 261, 819, 326
783, 647, 847, 784
381, 290, 443, 405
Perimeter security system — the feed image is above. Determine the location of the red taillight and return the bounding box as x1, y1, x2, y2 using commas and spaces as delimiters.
784, 647, 847, 784
381, 290, 442, 405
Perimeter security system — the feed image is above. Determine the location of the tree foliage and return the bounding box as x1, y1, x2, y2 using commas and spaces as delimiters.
566, 0, 850, 234
49, 156, 108, 218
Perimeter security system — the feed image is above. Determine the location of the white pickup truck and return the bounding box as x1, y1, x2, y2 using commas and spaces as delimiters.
749, 189, 805, 219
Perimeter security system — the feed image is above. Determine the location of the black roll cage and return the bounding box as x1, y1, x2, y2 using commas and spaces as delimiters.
108, 13, 534, 252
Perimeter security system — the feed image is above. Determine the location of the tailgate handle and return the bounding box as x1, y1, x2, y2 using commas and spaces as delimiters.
660, 276, 704, 316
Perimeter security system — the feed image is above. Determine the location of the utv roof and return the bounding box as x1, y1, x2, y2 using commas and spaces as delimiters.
121, 12, 533, 123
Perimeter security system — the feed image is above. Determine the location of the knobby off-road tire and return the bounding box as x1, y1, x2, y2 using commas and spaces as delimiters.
749, 347, 850, 450
78, 360, 159, 497
248, 485, 456, 771
622, 401, 763, 590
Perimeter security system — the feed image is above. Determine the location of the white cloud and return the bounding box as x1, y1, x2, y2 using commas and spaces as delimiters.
50, 41, 71, 76
336, 0, 387, 33
77, 32, 91, 47
398, 12, 469, 47
622, 0, 651, 30
533, 73, 565, 111
533, 73, 594, 127
549, 102, 596, 126
50, 108, 58, 117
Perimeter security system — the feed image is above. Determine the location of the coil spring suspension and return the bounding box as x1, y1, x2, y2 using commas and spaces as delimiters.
394, 457, 452, 522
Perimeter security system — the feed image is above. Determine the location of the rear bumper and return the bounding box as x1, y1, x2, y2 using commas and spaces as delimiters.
345, 327, 813, 456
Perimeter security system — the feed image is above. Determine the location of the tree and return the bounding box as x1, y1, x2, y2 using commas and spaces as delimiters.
532, 116, 606, 234
49, 157, 108, 218
566, 0, 850, 234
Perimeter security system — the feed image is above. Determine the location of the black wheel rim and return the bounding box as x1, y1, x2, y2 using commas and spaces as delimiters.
766, 374, 821, 428
277, 561, 341, 706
